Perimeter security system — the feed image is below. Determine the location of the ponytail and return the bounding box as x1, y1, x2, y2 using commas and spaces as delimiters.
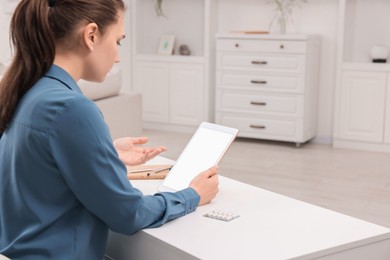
0, 0, 55, 133
0, 0, 125, 133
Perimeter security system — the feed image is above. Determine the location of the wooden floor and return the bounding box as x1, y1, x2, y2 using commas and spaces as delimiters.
143, 129, 390, 228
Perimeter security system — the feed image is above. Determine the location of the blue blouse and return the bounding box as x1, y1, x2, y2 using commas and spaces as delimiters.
0, 65, 200, 259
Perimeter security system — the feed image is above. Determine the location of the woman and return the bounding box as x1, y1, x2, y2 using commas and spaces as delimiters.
0, 0, 219, 259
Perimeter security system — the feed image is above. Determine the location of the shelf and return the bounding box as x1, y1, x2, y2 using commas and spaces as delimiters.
134, 54, 205, 64
341, 62, 390, 72
130, 0, 217, 130
334, 0, 390, 153
342, 0, 390, 63
133, 0, 205, 56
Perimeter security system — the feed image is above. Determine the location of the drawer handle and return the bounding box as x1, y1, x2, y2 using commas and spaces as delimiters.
250, 125, 266, 129
235, 43, 240, 48
251, 80, 267, 84
250, 101, 267, 106
280, 44, 285, 49
251, 61, 268, 65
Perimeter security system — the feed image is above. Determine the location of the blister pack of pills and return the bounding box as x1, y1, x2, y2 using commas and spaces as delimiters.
203, 210, 240, 222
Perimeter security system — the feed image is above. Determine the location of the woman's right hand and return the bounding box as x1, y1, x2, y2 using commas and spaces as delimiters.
189, 166, 219, 206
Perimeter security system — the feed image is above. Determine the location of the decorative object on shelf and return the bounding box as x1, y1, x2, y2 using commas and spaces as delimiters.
178, 45, 191, 56
158, 35, 175, 55
155, 0, 165, 17
265, 0, 308, 34
370, 45, 389, 63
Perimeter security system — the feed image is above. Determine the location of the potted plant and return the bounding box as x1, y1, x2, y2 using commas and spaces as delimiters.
155, 0, 165, 17
265, 0, 308, 34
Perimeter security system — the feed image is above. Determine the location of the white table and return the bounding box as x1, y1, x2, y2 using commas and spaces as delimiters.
105, 157, 390, 260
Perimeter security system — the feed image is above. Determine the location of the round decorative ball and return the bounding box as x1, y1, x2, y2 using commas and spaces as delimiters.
179, 45, 191, 56
370, 45, 389, 63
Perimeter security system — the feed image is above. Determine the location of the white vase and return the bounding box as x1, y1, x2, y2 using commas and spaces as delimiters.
370, 45, 389, 63
269, 11, 290, 34
277, 14, 287, 34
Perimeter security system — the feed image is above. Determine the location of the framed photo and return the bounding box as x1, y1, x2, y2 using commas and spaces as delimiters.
4, 0, 19, 13
158, 35, 175, 55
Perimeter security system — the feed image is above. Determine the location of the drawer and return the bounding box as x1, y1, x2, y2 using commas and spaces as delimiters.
216, 91, 303, 116
216, 114, 300, 140
218, 53, 304, 73
218, 72, 304, 94
217, 39, 307, 54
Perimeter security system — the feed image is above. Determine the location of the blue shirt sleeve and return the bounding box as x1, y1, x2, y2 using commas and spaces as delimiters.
47, 94, 200, 235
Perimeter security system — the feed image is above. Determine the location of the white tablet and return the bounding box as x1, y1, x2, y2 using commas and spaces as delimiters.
159, 122, 239, 192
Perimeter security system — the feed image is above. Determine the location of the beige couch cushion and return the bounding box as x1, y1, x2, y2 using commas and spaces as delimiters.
0, 61, 7, 81
78, 65, 122, 101
0, 63, 5, 76
95, 93, 143, 139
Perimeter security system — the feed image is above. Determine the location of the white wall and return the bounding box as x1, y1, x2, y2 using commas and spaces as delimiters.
0, 2, 12, 64
0, 0, 339, 143
218, 0, 339, 144
119, 0, 133, 94
0, 0, 133, 93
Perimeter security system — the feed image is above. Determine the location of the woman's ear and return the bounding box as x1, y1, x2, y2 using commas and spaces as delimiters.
83, 23, 99, 51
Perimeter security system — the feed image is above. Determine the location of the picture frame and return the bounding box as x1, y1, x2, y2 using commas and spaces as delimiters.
158, 35, 175, 55
4, 0, 19, 14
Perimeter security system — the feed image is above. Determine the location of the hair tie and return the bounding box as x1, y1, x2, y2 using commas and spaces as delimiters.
48, 0, 56, 7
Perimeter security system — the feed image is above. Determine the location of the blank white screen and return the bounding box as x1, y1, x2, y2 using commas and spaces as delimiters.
162, 127, 234, 191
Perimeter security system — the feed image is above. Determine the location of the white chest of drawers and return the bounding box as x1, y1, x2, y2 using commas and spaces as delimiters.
215, 34, 320, 146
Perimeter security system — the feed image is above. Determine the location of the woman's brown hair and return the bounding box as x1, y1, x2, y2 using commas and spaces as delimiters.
0, 0, 125, 133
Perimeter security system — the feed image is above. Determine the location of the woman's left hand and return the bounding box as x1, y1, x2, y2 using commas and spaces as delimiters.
113, 137, 167, 166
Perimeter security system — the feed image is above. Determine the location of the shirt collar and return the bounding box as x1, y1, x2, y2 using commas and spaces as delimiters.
44, 64, 83, 95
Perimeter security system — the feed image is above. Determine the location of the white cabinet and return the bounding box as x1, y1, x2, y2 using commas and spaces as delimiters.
169, 64, 204, 125
337, 71, 387, 143
130, 0, 217, 131
134, 61, 204, 126
334, 68, 390, 151
333, 0, 390, 152
385, 79, 390, 144
215, 34, 320, 146
134, 62, 169, 123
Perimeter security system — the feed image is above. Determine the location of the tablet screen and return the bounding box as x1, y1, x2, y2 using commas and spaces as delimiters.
159, 122, 238, 192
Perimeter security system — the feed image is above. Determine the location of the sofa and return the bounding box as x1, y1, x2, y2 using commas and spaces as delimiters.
0, 62, 143, 140
79, 65, 143, 139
